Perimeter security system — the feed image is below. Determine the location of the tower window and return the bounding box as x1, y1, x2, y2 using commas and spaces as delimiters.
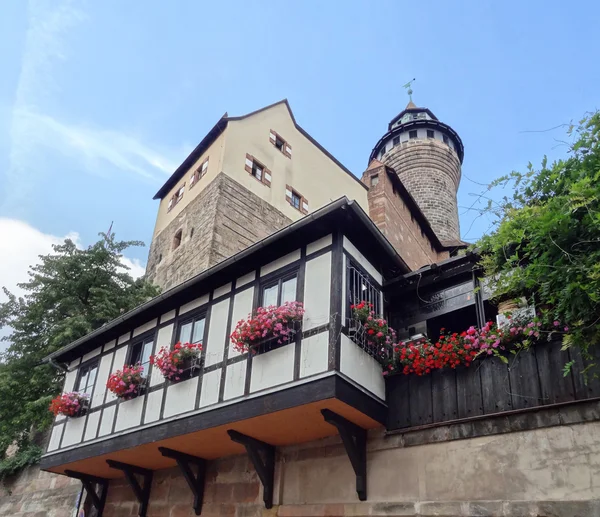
190, 157, 209, 188
245, 154, 272, 186
173, 230, 182, 250
190, 227, 194, 238
443, 135, 449, 145
167, 184, 185, 212
371, 174, 379, 187
409, 130, 418, 139
381, 144, 386, 156
269, 130, 292, 158
393, 136, 400, 146
427, 130, 435, 139
286, 185, 309, 214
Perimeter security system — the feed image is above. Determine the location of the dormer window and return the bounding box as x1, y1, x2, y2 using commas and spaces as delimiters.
269, 130, 292, 158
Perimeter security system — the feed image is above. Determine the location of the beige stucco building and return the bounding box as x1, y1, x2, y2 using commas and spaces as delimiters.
146, 100, 369, 291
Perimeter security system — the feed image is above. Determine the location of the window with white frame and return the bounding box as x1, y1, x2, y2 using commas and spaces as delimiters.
285, 185, 309, 214
129, 337, 154, 377
75, 360, 99, 396
269, 130, 292, 158
244, 154, 271, 186
260, 272, 298, 308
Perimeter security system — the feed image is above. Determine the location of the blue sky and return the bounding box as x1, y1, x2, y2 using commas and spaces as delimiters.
0, 0, 598, 300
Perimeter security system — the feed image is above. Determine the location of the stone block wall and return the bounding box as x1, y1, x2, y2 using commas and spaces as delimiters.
3, 419, 600, 516
146, 173, 291, 291
362, 165, 448, 271
381, 139, 461, 243
0, 464, 81, 517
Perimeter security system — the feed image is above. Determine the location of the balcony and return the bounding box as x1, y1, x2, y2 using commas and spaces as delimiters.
40, 201, 405, 511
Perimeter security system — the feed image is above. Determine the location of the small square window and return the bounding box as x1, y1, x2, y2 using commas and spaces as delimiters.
275, 136, 285, 152
409, 130, 418, 139
252, 162, 263, 181
443, 135, 449, 145
392, 136, 400, 146
427, 130, 435, 139
173, 229, 182, 250
371, 174, 379, 186
291, 191, 301, 210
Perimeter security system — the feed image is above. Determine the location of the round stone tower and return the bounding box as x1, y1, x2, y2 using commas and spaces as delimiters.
369, 101, 464, 243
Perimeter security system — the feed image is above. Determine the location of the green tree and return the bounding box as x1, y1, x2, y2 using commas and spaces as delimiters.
477, 112, 600, 354
0, 233, 160, 479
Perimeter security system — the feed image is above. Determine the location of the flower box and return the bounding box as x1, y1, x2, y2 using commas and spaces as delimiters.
107, 364, 148, 400
49, 392, 90, 418
150, 342, 203, 383
346, 318, 390, 365
231, 301, 305, 355
385, 338, 600, 431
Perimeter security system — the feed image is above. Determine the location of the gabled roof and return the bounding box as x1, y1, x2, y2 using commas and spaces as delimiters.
153, 99, 366, 200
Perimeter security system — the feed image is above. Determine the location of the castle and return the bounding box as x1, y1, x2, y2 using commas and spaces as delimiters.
5, 99, 599, 517
145, 98, 466, 291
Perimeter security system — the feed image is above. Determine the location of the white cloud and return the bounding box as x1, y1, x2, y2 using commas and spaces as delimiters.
0, 218, 146, 350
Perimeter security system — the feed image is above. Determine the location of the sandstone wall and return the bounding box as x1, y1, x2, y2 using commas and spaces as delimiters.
5, 419, 596, 516
146, 173, 292, 291
0, 464, 80, 517
381, 139, 461, 244
362, 166, 448, 270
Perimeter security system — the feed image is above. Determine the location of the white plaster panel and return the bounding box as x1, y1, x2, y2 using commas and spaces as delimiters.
62, 417, 86, 447
180, 293, 210, 315
82, 347, 101, 363
118, 332, 131, 345
307, 234, 332, 256
237, 271, 256, 288
63, 369, 78, 393
104, 339, 116, 351
199, 369, 221, 407
114, 396, 144, 432
160, 310, 176, 324
144, 389, 163, 424
98, 405, 116, 437
106, 346, 128, 403
260, 250, 301, 277
92, 353, 114, 407
300, 332, 329, 378
228, 287, 254, 358
133, 318, 158, 337
48, 424, 64, 452
164, 377, 198, 418
150, 324, 173, 386
340, 334, 385, 400
303, 252, 332, 331
342, 236, 383, 284
69, 358, 81, 369
224, 360, 247, 400
250, 345, 295, 393
214, 282, 232, 298
205, 298, 230, 366
84, 411, 100, 441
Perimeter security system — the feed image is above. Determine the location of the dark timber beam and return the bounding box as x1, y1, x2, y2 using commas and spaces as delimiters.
227, 430, 275, 509
106, 459, 153, 517
64, 470, 109, 516
158, 447, 207, 515
321, 409, 367, 501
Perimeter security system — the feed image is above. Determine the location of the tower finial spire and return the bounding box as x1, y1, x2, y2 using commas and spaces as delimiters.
402, 78, 416, 102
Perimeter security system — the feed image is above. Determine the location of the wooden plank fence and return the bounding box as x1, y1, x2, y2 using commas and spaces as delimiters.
386, 339, 600, 431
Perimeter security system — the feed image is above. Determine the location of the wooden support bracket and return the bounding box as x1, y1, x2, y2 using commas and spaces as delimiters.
106, 459, 153, 517
227, 430, 275, 509
321, 409, 367, 501
64, 470, 109, 516
158, 447, 207, 515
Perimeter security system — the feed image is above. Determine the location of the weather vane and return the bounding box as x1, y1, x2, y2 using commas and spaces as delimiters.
402, 78, 416, 101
